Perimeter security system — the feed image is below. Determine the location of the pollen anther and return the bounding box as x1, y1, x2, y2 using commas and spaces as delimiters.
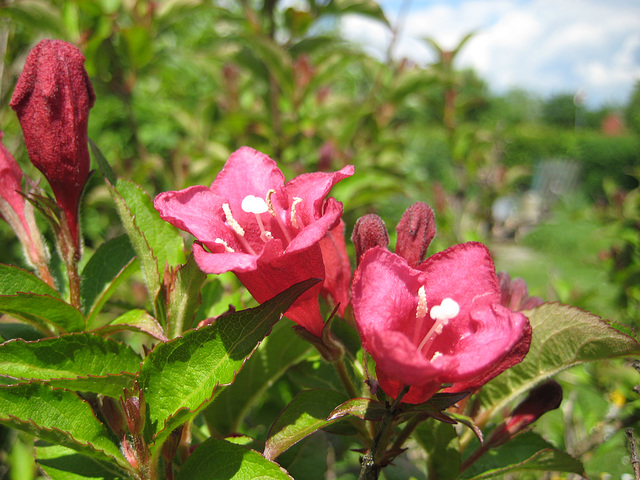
290, 197, 303, 228
265, 189, 276, 217
222, 203, 245, 236
416, 286, 428, 318
214, 238, 235, 253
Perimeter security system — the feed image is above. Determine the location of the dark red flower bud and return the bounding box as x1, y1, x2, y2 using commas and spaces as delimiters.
395, 202, 436, 268
351, 214, 389, 264
121, 383, 146, 435
99, 395, 127, 437
489, 380, 563, 446
10, 39, 95, 248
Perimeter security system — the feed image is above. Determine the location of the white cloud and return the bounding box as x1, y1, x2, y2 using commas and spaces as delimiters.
340, 0, 640, 107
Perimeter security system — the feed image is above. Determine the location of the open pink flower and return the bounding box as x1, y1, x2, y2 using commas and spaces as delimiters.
10, 39, 95, 249
351, 243, 531, 404
155, 147, 354, 336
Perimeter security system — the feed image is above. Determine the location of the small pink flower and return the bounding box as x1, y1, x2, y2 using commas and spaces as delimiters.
351, 243, 531, 404
154, 147, 354, 336
10, 39, 95, 248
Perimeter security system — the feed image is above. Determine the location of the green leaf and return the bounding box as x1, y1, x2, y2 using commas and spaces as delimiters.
0, 264, 61, 298
0, 383, 128, 469
95, 309, 167, 342
165, 254, 207, 338
0, 333, 141, 397
0, 294, 85, 333
476, 304, 640, 425
323, 0, 390, 26
115, 179, 185, 273
36, 443, 128, 480
176, 437, 292, 480
90, 141, 184, 311
327, 397, 385, 422
139, 278, 320, 453
264, 388, 348, 461
205, 318, 313, 436
80, 235, 136, 324
414, 419, 460, 480
461, 431, 584, 479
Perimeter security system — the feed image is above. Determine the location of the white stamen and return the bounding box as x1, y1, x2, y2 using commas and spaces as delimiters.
430, 298, 460, 321
416, 286, 428, 318
222, 203, 245, 236
214, 238, 235, 253
266, 189, 276, 217
241, 195, 269, 214
290, 197, 303, 228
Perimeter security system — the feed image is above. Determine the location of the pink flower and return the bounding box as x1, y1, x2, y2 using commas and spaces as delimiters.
0, 130, 29, 232
351, 243, 531, 404
318, 220, 351, 316
154, 147, 354, 336
10, 39, 95, 248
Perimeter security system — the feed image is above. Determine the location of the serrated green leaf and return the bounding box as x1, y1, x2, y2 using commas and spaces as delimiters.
90, 141, 184, 312
0, 264, 61, 298
477, 304, 640, 425
205, 318, 313, 436
95, 309, 167, 342
80, 235, 136, 323
35, 443, 129, 480
414, 419, 460, 480
0, 333, 141, 397
165, 254, 207, 338
264, 388, 348, 461
327, 397, 385, 422
139, 278, 320, 453
461, 431, 584, 479
0, 294, 85, 333
176, 437, 292, 480
0, 383, 128, 469
114, 179, 185, 273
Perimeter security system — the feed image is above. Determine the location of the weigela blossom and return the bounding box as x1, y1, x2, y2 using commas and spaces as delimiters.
154, 147, 354, 336
10, 39, 95, 248
351, 243, 531, 404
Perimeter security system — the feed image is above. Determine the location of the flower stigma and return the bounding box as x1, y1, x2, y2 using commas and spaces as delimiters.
242, 195, 273, 242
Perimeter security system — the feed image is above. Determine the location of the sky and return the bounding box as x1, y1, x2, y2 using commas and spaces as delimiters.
339, 0, 640, 108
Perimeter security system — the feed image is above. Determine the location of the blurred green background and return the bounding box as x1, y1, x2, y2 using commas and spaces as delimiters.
0, 1, 638, 478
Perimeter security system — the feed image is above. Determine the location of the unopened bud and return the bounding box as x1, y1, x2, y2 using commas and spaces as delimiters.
395, 202, 435, 268
351, 214, 389, 264
489, 380, 563, 446
121, 383, 146, 435
99, 395, 126, 437
10, 39, 95, 249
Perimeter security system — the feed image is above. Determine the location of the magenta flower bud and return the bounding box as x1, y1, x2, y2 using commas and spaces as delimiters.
498, 272, 544, 312
395, 202, 436, 268
10, 39, 95, 248
351, 214, 389, 264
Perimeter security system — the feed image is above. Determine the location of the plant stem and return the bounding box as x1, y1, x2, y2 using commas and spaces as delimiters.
358, 386, 409, 480
333, 355, 359, 400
